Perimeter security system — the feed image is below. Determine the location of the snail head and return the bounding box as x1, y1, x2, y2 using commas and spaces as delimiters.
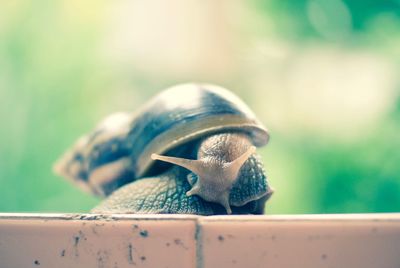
151, 134, 256, 214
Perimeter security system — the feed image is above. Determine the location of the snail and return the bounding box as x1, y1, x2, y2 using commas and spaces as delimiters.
54, 83, 274, 215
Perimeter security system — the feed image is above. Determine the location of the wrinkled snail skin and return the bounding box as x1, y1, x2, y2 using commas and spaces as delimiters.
91, 166, 273, 215
54, 83, 274, 215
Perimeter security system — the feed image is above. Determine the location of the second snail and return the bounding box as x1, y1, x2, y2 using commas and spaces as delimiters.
54, 84, 274, 215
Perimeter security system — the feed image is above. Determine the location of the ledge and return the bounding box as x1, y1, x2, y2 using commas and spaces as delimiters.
0, 213, 399, 268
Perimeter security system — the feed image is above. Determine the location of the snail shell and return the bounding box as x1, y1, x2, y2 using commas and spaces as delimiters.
54, 83, 273, 215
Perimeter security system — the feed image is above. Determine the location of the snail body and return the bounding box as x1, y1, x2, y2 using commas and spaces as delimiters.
54, 84, 273, 215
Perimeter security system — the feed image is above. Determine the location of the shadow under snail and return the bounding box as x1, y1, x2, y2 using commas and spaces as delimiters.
54, 84, 274, 215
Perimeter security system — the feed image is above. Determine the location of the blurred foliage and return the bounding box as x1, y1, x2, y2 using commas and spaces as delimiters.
254, 0, 400, 38
0, 0, 399, 213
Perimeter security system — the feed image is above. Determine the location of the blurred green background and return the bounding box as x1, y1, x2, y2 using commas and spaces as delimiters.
1, 0, 399, 214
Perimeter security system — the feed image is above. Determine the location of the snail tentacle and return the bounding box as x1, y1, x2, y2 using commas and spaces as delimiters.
219, 194, 232, 214
151, 153, 203, 175
186, 184, 201, 196
223, 145, 256, 182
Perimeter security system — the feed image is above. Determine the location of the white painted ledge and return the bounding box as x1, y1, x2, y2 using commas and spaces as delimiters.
0, 213, 399, 268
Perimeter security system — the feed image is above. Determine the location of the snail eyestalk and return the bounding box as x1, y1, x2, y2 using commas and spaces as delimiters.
151, 145, 256, 215
223, 146, 256, 181
151, 154, 203, 175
